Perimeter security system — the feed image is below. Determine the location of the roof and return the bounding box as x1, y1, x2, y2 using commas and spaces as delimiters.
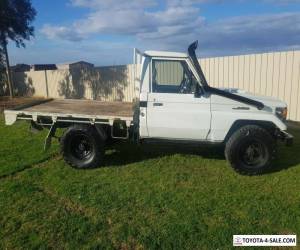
70, 61, 94, 66
11, 64, 31, 72
32, 64, 57, 71
57, 61, 94, 66
144, 50, 188, 58
56, 61, 94, 70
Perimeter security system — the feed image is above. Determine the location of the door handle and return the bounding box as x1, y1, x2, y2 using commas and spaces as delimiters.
153, 102, 163, 107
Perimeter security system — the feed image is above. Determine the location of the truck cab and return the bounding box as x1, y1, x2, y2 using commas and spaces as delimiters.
136, 42, 289, 141
138, 50, 211, 141
134, 41, 293, 174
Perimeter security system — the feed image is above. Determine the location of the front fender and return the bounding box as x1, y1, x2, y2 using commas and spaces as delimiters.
210, 110, 287, 142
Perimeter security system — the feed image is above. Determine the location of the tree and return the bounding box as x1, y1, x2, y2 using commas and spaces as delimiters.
0, 0, 36, 98
0, 45, 6, 95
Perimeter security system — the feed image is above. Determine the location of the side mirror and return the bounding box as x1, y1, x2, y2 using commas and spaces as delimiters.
194, 83, 201, 98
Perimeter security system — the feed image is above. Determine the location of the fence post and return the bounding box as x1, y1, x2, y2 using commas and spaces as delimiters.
44, 70, 49, 98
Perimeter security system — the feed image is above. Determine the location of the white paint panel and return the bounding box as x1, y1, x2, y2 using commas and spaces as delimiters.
146, 93, 211, 140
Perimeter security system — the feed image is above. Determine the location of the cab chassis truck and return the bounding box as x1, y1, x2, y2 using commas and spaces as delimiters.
4, 41, 293, 175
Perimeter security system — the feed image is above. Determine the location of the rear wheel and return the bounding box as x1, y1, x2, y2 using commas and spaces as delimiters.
225, 125, 276, 175
60, 125, 104, 169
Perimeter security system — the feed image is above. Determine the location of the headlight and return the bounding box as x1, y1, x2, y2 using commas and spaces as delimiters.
275, 107, 287, 121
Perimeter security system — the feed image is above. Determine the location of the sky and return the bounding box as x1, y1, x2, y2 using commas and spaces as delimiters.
8, 0, 300, 66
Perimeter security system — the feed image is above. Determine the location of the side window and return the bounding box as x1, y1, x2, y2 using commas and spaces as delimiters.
152, 60, 198, 94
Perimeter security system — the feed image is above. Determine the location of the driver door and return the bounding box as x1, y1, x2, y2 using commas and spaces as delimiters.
146, 59, 211, 140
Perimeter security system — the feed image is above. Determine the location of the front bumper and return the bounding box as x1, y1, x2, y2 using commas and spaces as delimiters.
278, 130, 294, 146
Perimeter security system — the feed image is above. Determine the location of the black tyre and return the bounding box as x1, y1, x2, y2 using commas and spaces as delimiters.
60, 125, 104, 169
225, 125, 276, 175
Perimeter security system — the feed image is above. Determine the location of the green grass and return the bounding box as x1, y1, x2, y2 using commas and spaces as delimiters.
0, 116, 300, 249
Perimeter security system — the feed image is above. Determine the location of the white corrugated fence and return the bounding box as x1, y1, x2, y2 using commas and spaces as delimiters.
11, 50, 300, 121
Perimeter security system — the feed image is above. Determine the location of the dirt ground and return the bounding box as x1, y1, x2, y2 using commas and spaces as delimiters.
0, 96, 46, 112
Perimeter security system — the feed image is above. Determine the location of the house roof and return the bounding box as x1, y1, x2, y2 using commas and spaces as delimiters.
11, 64, 31, 72
32, 64, 57, 71
57, 61, 94, 66
70, 61, 94, 65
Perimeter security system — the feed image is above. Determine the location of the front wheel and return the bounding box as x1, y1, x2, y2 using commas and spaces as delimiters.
60, 125, 104, 169
225, 125, 276, 175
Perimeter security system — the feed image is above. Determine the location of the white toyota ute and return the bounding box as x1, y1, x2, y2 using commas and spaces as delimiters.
4, 41, 294, 175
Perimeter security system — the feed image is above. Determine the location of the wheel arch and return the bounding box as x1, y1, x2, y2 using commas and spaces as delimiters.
60, 123, 108, 141
224, 120, 278, 143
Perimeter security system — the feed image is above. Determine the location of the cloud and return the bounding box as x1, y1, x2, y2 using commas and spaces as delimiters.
196, 12, 300, 55
39, 0, 300, 60
42, 0, 204, 41
70, 0, 156, 9
41, 25, 85, 41
265, 0, 300, 4
140, 11, 300, 56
